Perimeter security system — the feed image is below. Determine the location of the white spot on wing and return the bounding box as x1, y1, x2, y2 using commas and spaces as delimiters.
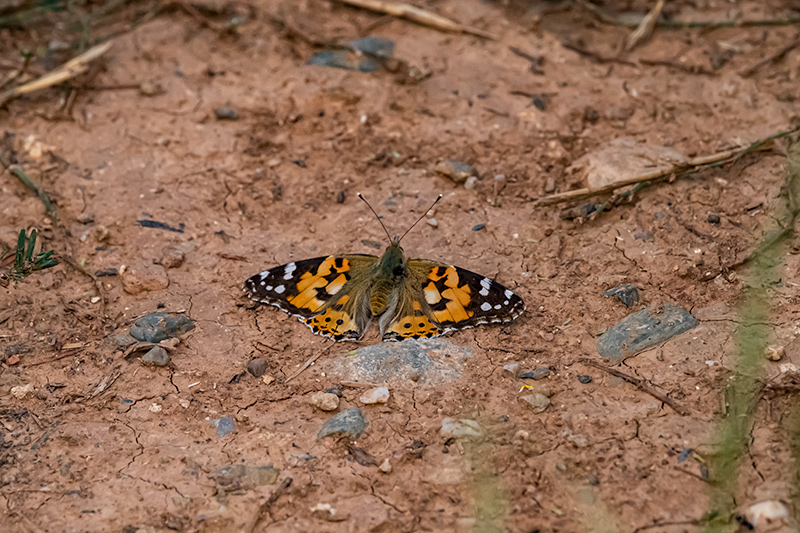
479, 278, 491, 296
504, 289, 513, 299
275, 285, 285, 294
265, 285, 273, 291
480, 302, 492, 312
283, 262, 296, 280
494, 304, 501, 310
260, 271, 271, 280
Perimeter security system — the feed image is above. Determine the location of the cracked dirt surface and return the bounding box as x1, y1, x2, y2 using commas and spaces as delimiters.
2, 0, 800, 531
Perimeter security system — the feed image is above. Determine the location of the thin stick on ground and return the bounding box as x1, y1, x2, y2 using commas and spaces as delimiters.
331, 0, 497, 40
246, 477, 292, 533
0, 154, 57, 216
536, 126, 800, 207
625, 0, 665, 51
739, 34, 800, 78
285, 347, 332, 383
580, 358, 691, 416
0, 40, 113, 108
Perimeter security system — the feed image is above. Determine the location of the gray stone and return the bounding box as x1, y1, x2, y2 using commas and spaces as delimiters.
308, 37, 395, 73
440, 418, 484, 439
130, 312, 195, 343
596, 305, 698, 360
603, 284, 640, 308
321, 338, 472, 385
111, 334, 137, 347
520, 368, 551, 380
318, 408, 368, 440
519, 393, 550, 413
141, 346, 170, 367
212, 464, 279, 491
213, 416, 235, 438
578, 375, 593, 384
247, 358, 268, 377
502, 362, 521, 377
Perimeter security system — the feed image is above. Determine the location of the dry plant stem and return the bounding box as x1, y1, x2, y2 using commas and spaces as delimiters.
247, 477, 293, 533
0, 153, 57, 216
284, 346, 332, 382
740, 35, 800, 78
331, 0, 497, 40
536, 126, 800, 207
625, 0, 665, 51
580, 358, 691, 416
0, 41, 113, 108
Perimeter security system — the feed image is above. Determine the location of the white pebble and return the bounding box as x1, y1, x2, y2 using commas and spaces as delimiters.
359, 386, 390, 404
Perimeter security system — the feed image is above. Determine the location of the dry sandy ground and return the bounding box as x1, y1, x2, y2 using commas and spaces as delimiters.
2, 0, 800, 531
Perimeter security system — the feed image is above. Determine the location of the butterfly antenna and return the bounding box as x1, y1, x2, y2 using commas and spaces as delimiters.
398, 194, 443, 244
357, 193, 393, 243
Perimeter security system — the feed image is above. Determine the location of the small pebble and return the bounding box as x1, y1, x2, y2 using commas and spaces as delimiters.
359, 386, 390, 404
426, 218, 438, 228
440, 418, 484, 438
130, 312, 195, 343
379, 458, 392, 474
262, 375, 275, 385
544, 177, 555, 194
111, 334, 138, 347
309, 391, 340, 412
520, 368, 551, 380
214, 416, 235, 438
160, 246, 185, 269
519, 393, 550, 413
578, 375, 593, 384
215, 107, 239, 120
336, 191, 346, 204
743, 500, 788, 529
524, 383, 552, 397
326, 386, 343, 397
141, 346, 170, 367
11, 384, 34, 399
318, 408, 368, 440
707, 213, 721, 224
247, 358, 268, 377
765, 345, 784, 362
502, 362, 521, 378
77, 213, 95, 224
434, 159, 479, 184
603, 284, 640, 308
471, 223, 486, 231
463, 176, 479, 190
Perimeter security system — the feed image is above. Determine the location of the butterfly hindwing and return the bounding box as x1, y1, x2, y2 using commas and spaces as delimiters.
243, 254, 378, 341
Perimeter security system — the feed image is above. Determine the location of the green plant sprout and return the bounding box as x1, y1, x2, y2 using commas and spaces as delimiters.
0, 229, 58, 287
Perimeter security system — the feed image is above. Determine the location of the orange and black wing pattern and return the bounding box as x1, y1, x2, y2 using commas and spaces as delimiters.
381, 261, 525, 341
243, 254, 377, 341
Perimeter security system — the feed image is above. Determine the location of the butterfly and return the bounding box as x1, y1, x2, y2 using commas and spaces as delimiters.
243, 194, 525, 342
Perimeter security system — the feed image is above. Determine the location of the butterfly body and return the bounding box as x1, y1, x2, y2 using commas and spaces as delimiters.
244, 240, 525, 342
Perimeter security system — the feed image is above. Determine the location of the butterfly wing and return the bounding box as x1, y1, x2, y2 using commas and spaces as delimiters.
381, 260, 525, 341
243, 254, 379, 341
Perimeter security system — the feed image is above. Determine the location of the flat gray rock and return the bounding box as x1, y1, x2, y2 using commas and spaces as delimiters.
318, 408, 368, 440
321, 338, 472, 385
597, 304, 698, 360
130, 312, 195, 343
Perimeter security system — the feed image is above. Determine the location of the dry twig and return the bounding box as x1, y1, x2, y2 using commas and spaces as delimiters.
580, 358, 691, 416
246, 477, 293, 533
331, 0, 497, 39
625, 0, 665, 51
739, 34, 800, 78
536, 126, 800, 207
0, 41, 113, 108
285, 347, 331, 382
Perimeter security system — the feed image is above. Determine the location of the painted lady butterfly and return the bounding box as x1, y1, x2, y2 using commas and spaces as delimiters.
243, 195, 525, 342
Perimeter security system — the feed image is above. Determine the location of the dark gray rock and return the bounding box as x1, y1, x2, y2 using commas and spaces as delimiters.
130, 312, 195, 343
435, 159, 479, 184
320, 338, 472, 386
247, 358, 268, 377
141, 346, 170, 367
603, 284, 640, 308
578, 375, 593, 384
111, 334, 138, 347
212, 464, 280, 491
520, 368, 551, 380
213, 416, 235, 438
596, 305, 699, 360
318, 408, 368, 440
308, 37, 395, 73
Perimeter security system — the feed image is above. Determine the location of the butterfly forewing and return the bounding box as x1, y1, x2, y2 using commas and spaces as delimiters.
243, 254, 378, 341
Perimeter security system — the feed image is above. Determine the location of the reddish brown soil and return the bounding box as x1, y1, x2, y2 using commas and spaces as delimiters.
2, 1, 800, 531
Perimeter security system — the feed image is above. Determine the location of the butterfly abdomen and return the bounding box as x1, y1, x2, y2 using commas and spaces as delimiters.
369, 281, 394, 316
